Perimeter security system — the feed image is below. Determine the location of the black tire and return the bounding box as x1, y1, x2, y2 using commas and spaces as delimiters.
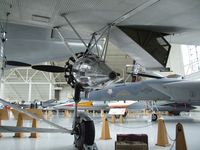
74, 120, 95, 150
151, 113, 158, 121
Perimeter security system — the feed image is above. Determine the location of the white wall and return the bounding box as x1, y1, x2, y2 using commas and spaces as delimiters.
59, 85, 74, 100
1, 83, 54, 102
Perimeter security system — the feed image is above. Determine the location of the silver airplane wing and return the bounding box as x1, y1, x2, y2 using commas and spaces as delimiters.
130, 79, 200, 102
0, 126, 67, 133
162, 80, 200, 102
0, 98, 72, 134
1, 0, 200, 70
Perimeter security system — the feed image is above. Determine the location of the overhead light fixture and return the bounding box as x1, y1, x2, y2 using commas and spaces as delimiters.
68, 42, 103, 50
68, 42, 85, 47
54, 87, 63, 90
32, 14, 50, 23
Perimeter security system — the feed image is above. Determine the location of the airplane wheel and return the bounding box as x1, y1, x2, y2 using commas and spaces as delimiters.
74, 120, 95, 150
151, 113, 158, 121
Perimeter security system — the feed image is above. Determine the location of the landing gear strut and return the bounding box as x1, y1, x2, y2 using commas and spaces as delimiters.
73, 113, 95, 149
72, 83, 96, 150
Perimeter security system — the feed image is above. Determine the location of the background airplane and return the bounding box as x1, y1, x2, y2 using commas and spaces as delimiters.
88, 78, 200, 101
52, 99, 136, 112
87, 77, 200, 120
128, 101, 196, 115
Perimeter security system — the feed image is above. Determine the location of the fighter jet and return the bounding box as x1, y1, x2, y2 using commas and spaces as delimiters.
88, 77, 200, 120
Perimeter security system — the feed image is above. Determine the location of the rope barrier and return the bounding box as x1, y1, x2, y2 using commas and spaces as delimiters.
107, 120, 156, 129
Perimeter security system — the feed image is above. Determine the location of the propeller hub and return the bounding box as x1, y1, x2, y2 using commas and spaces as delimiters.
65, 53, 117, 88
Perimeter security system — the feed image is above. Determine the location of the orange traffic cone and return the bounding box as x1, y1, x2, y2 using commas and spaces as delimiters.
119, 115, 123, 123
64, 110, 69, 118
111, 115, 115, 124
13, 113, 24, 138
29, 119, 39, 138
100, 116, 111, 140
156, 118, 170, 147
176, 123, 187, 150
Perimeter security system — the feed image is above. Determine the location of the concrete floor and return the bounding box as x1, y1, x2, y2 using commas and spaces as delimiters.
0, 111, 200, 150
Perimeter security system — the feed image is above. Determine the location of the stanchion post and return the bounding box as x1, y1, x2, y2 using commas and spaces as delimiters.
156, 118, 170, 147
176, 123, 187, 150
100, 116, 112, 140
13, 113, 24, 138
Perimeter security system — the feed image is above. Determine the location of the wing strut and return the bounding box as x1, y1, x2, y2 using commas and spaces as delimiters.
61, 13, 88, 48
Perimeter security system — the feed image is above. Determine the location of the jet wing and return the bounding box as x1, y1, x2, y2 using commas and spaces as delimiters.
88, 78, 200, 102
88, 81, 171, 101
162, 80, 200, 101
164, 80, 200, 89
144, 79, 200, 102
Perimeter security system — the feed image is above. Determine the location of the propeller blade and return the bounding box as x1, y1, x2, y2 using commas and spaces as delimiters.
137, 72, 164, 79
32, 65, 65, 73
6, 61, 31, 67
69, 56, 76, 62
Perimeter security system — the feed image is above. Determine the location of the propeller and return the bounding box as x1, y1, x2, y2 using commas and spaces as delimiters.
6, 60, 65, 73
32, 65, 65, 73
6, 60, 31, 67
